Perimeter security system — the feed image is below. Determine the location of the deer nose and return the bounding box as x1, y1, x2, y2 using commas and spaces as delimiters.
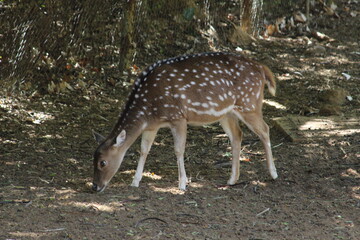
92, 183, 98, 191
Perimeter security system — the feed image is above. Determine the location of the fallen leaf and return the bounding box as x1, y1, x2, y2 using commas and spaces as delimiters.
242, 158, 251, 162
341, 73, 351, 80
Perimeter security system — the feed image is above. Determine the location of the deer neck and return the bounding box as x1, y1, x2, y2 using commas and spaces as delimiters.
109, 106, 148, 150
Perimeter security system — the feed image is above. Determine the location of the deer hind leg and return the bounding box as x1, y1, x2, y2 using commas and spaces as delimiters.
233, 110, 278, 180
170, 120, 188, 190
220, 114, 243, 185
131, 129, 158, 187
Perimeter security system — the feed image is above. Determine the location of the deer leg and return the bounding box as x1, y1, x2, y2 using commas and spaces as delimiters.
170, 120, 188, 190
220, 114, 243, 185
131, 129, 158, 187
233, 110, 278, 180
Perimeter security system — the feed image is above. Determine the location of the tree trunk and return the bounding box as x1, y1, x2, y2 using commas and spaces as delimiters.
118, 0, 136, 75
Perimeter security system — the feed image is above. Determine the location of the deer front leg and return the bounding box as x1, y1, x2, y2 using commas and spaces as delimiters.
131, 130, 158, 187
220, 114, 243, 185
170, 120, 188, 190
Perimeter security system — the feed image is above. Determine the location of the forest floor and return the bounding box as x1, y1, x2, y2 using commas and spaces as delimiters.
1, 3, 360, 240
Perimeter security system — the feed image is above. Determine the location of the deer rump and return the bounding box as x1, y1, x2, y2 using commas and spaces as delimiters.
92, 52, 278, 192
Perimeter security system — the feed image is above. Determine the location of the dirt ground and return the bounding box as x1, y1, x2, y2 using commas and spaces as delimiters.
1, 3, 360, 240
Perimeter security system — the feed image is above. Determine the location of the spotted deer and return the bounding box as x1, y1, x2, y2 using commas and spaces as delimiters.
92, 52, 278, 192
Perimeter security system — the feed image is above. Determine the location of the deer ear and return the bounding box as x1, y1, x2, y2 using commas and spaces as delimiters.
93, 130, 105, 143
114, 130, 126, 147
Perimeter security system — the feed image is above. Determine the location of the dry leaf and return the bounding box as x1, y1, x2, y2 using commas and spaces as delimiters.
48, 81, 56, 93
294, 11, 307, 23
265, 24, 276, 36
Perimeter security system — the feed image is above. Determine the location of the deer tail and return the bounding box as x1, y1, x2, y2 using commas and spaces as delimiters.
262, 65, 276, 96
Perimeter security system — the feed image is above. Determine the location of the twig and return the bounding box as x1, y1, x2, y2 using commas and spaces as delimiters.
135, 217, 168, 228
0, 200, 31, 204
176, 213, 201, 224
41, 228, 66, 232
256, 208, 270, 217
195, 171, 204, 181
272, 142, 284, 149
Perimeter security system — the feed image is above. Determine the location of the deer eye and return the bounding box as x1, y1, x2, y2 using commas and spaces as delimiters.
100, 161, 107, 167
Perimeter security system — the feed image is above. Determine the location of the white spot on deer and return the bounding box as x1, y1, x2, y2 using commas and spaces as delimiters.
204, 67, 209, 71
188, 105, 234, 117
192, 102, 201, 106
206, 96, 212, 101
170, 73, 176, 77
192, 69, 197, 73
202, 103, 209, 108
184, 69, 190, 72
181, 94, 186, 99
174, 94, 179, 98
190, 81, 196, 85
219, 95, 224, 101
135, 94, 139, 98
209, 102, 219, 107
236, 72, 241, 76
256, 90, 261, 99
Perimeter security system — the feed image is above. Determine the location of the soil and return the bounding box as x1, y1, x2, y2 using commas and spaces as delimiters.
1, 2, 359, 240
